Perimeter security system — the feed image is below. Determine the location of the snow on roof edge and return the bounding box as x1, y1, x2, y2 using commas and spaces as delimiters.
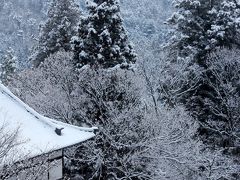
0, 83, 97, 161
0, 83, 99, 167
0, 83, 55, 129
0, 83, 98, 133
48, 117, 98, 133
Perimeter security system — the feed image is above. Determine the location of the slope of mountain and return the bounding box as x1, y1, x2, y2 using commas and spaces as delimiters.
0, 0, 172, 67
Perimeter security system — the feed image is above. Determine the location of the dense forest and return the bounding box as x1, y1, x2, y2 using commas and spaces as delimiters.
0, 0, 240, 179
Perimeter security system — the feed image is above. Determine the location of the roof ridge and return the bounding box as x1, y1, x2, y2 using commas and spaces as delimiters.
0, 83, 96, 164
0, 83, 56, 129
48, 117, 98, 133
0, 84, 98, 134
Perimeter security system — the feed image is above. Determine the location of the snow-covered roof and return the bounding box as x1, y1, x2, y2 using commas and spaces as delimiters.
0, 83, 96, 163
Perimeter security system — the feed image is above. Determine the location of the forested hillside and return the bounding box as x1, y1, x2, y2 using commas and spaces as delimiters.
0, 0, 172, 67
0, 0, 240, 179
0, 0, 50, 66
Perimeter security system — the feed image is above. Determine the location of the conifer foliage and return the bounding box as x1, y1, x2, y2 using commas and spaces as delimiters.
167, 0, 240, 147
169, 0, 240, 62
72, 0, 136, 69
0, 48, 17, 85
31, 0, 80, 67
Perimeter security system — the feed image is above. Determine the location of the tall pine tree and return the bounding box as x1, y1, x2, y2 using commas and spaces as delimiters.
0, 48, 17, 85
167, 0, 240, 147
169, 0, 240, 64
31, 0, 80, 67
72, 0, 136, 69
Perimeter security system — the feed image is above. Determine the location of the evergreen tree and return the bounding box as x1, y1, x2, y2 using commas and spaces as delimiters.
72, 0, 136, 69
0, 48, 17, 85
169, 0, 240, 64
166, 0, 240, 147
31, 0, 80, 67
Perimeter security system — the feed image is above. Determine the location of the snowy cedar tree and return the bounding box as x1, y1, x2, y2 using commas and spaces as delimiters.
0, 48, 17, 85
166, 0, 240, 148
30, 0, 80, 67
72, 0, 136, 69
168, 0, 240, 64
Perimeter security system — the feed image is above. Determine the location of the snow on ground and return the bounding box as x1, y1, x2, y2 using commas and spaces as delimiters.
0, 83, 96, 164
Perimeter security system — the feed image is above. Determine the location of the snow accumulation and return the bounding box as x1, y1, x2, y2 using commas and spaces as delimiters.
0, 83, 96, 164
